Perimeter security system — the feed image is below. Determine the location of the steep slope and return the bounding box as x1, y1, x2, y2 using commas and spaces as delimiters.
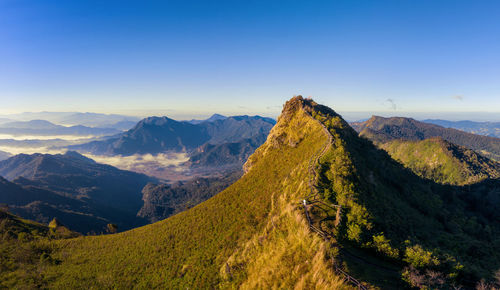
310, 106, 500, 287
3, 97, 499, 288
352, 116, 500, 161
380, 137, 500, 185
2, 97, 346, 289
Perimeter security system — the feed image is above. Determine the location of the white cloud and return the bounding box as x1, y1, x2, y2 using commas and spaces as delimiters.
85, 153, 189, 173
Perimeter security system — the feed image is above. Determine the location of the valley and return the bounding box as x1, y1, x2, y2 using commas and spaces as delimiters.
1, 96, 499, 288
4, 2, 500, 288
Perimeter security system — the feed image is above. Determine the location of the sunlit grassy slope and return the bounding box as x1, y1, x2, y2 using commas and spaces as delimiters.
307, 101, 500, 287
380, 137, 500, 185
0, 211, 77, 288
13, 97, 346, 288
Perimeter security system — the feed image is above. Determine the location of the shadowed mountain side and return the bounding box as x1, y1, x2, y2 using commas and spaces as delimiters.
351, 116, 500, 161
307, 102, 500, 287
0, 151, 153, 214
201, 115, 275, 144
0, 176, 147, 233
138, 171, 242, 223
188, 135, 266, 169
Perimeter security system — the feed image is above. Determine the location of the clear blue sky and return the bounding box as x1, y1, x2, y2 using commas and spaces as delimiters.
1, 0, 500, 120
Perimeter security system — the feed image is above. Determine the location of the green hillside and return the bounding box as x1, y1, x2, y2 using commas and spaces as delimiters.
353, 116, 500, 161
2, 96, 500, 289
381, 137, 500, 185
309, 103, 500, 288
1, 97, 346, 289
0, 210, 77, 288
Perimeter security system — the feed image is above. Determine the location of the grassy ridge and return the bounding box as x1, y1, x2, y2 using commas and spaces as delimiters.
2, 97, 345, 288
308, 102, 500, 287
381, 137, 500, 185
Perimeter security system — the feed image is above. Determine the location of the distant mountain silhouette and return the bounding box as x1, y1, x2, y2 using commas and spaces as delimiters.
70, 115, 275, 157
188, 113, 227, 124
56, 112, 140, 127
0, 112, 140, 127
0, 120, 121, 136
98, 120, 138, 131
0, 150, 11, 161
352, 116, 500, 161
422, 119, 500, 138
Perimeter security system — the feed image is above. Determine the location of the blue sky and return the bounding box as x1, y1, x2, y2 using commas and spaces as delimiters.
1, 0, 500, 120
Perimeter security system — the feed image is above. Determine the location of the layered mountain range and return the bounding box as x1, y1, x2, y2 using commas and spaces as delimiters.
2, 97, 499, 288
0, 152, 153, 233
0, 112, 140, 128
381, 137, 500, 185
0, 120, 123, 136
352, 116, 500, 161
423, 119, 500, 138
70, 115, 275, 156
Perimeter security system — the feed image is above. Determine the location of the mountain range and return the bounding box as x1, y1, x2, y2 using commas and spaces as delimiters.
380, 137, 500, 185
70, 115, 275, 156
0, 120, 122, 137
352, 115, 500, 161
188, 113, 227, 124
0, 151, 154, 232
2, 97, 499, 288
69, 115, 276, 176
0, 150, 11, 161
0, 112, 140, 128
423, 119, 500, 138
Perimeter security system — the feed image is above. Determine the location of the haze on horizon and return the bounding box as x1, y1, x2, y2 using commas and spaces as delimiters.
1, 0, 500, 120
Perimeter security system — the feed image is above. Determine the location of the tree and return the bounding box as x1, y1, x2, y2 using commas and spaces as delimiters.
106, 223, 118, 234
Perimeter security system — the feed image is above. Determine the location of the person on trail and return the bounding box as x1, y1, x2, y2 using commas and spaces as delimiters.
303, 199, 307, 206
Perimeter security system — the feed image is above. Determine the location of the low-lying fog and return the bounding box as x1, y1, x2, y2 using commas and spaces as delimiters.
0, 134, 101, 141
86, 152, 191, 181
0, 143, 192, 182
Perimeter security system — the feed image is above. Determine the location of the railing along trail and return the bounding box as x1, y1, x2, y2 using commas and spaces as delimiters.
302, 111, 368, 290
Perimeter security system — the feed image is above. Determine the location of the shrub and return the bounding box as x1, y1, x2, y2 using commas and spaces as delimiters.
403, 244, 439, 268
